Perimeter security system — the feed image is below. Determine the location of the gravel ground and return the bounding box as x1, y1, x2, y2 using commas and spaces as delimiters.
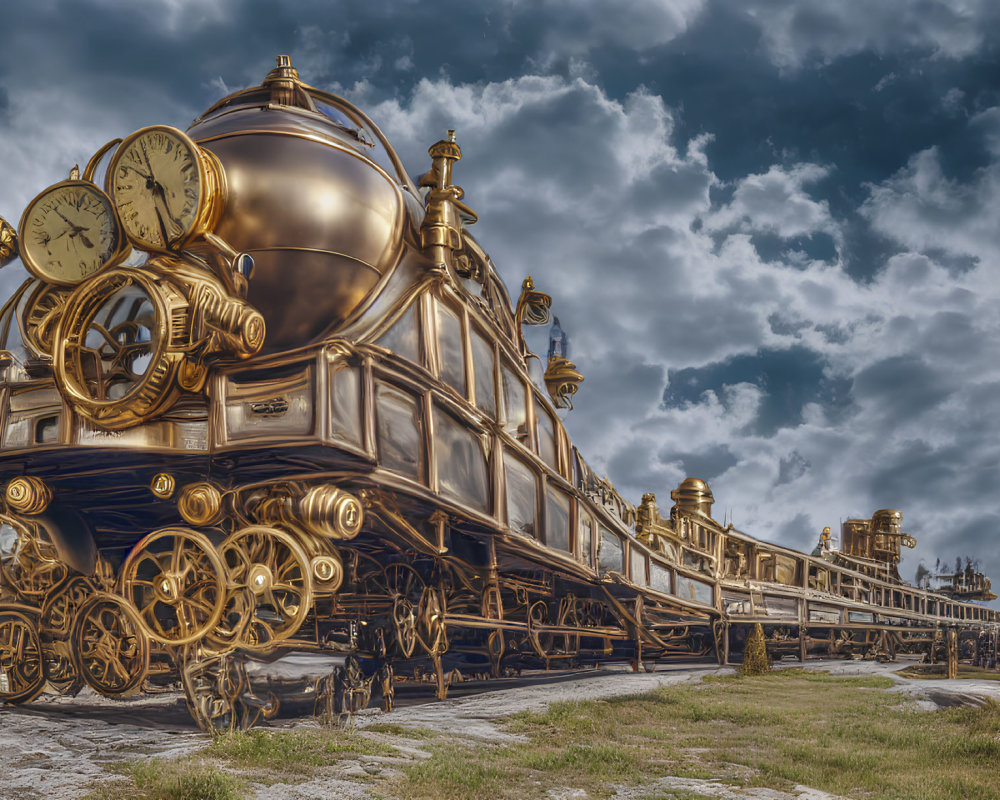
1, 656, 997, 800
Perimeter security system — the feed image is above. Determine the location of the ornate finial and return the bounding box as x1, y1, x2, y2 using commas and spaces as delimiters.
418, 130, 477, 266
544, 354, 584, 409
514, 275, 551, 326
263, 54, 302, 106
69, 164, 81, 180
0, 216, 18, 268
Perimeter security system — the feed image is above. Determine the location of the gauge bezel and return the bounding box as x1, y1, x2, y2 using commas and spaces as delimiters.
106, 125, 225, 254
17, 179, 129, 286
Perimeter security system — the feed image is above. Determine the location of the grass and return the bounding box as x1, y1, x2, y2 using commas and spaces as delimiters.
85, 761, 244, 800
391, 669, 1000, 800
83, 728, 395, 800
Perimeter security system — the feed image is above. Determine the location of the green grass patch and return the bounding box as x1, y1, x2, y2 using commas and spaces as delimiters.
391, 669, 1000, 800
207, 728, 393, 773
84, 760, 243, 800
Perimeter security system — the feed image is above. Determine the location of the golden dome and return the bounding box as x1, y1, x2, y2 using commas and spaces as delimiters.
186, 56, 417, 351
670, 477, 715, 518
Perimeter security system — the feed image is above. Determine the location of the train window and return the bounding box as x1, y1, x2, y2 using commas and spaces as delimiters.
504, 452, 537, 537
578, 507, 594, 566
535, 401, 558, 472
375, 304, 420, 365
470, 328, 497, 417
597, 525, 623, 573
434, 405, 489, 512
545, 485, 571, 551
436, 302, 466, 395
329, 365, 362, 446
630, 546, 647, 586
501, 363, 529, 446
374, 381, 423, 480
650, 562, 671, 594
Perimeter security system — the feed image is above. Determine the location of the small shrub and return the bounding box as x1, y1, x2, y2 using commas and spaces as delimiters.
740, 623, 770, 675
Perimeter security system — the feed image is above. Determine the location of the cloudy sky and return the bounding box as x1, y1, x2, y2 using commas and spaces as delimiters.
1, 0, 999, 602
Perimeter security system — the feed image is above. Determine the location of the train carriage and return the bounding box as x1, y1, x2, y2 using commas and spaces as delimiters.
0, 57, 996, 731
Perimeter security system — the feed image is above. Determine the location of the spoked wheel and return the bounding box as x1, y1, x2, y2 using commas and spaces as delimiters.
217, 526, 313, 653
0, 609, 45, 704
72, 593, 150, 696
0, 515, 68, 602
180, 648, 277, 734
120, 528, 227, 645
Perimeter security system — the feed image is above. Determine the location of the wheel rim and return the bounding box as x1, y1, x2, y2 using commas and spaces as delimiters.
72, 593, 150, 696
218, 526, 312, 652
0, 609, 45, 704
121, 528, 227, 645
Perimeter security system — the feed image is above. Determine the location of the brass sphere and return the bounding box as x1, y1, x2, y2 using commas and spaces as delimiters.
187, 76, 409, 352
150, 473, 176, 499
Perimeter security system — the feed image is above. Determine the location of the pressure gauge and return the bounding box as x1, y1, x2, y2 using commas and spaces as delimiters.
18, 180, 128, 285
107, 125, 225, 252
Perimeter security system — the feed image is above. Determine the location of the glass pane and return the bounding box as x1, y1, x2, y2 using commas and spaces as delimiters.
501, 363, 528, 445
545, 486, 570, 551
536, 403, 558, 471
329, 365, 362, 446
650, 563, 671, 594
504, 452, 536, 537
630, 547, 646, 586
376, 304, 420, 364
375, 381, 422, 479
598, 526, 623, 573
436, 302, 466, 395
434, 405, 489, 512
578, 508, 594, 566
470, 328, 497, 417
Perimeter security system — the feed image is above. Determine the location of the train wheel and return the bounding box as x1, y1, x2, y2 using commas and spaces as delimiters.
0, 516, 68, 602
121, 528, 227, 645
218, 526, 312, 652
0, 609, 45, 704
181, 649, 275, 733
72, 593, 150, 696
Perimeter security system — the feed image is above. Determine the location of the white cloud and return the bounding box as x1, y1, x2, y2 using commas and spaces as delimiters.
703, 163, 838, 243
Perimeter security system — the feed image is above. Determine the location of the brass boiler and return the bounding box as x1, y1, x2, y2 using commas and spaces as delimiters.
186, 61, 411, 351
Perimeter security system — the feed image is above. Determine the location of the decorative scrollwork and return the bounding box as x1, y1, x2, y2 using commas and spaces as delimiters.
0, 515, 68, 601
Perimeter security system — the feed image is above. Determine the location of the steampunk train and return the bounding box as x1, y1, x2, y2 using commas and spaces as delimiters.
0, 57, 997, 731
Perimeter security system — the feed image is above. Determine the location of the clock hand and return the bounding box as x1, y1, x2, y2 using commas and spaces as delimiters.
120, 163, 152, 181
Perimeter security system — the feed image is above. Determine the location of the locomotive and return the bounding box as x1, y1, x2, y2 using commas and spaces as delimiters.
0, 57, 996, 731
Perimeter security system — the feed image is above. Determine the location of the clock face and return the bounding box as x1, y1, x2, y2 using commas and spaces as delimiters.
18, 181, 125, 285
109, 126, 207, 251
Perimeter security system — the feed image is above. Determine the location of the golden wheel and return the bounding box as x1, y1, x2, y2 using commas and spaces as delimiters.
72, 593, 150, 696
180, 649, 275, 733
0, 609, 45, 704
0, 516, 69, 601
218, 526, 312, 652
121, 527, 227, 645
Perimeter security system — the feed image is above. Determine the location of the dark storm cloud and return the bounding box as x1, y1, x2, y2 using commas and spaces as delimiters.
663, 346, 852, 436
658, 444, 738, 482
